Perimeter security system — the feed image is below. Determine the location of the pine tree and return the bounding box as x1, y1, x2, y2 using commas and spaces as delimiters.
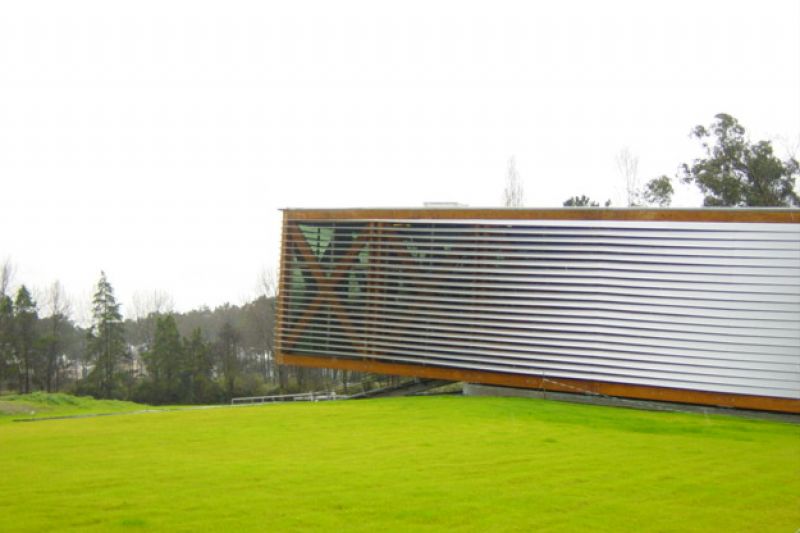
41, 281, 71, 392
184, 328, 214, 403
0, 294, 13, 391
14, 286, 38, 394
87, 272, 126, 398
217, 322, 241, 401
144, 314, 183, 403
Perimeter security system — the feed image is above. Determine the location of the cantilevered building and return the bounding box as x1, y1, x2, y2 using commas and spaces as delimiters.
276, 208, 800, 413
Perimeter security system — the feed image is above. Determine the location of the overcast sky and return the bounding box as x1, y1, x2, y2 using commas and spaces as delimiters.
1, 0, 798, 319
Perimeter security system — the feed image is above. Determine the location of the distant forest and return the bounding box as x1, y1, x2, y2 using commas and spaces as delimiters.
0, 267, 378, 404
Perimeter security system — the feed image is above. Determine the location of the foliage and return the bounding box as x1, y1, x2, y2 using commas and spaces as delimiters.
6, 391, 85, 406
0, 281, 84, 395
0, 259, 404, 401
643, 175, 674, 207
681, 113, 800, 206
138, 318, 223, 405
0, 265, 327, 402
13, 286, 38, 394
141, 314, 183, 403
216, 321, 241, 401
184, 327, 218, 404
563, 195, 608, 207
0, 396, 798, 531
0, 392, 145, 422
0, 293, 14, 391
38, 281, 72, 393
85, 272, 127, 399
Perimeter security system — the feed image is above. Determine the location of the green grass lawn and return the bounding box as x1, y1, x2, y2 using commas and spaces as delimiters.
0, 394, 798, 532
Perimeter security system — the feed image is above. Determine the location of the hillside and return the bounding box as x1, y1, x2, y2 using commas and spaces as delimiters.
0, 392, 146, 423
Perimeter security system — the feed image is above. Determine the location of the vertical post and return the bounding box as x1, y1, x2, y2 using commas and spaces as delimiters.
275, 210, 291, 366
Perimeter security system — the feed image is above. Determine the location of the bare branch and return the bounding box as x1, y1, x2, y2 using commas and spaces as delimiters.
132, 289, 175, 320
257, 266, 279, 299
0, 257, 15, 298
44, 280, 71, 320
616, 148, 640, 207
502, 156, 524, 207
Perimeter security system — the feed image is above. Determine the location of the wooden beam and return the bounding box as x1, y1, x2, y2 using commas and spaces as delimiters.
277, 352, 800, 414
283, 207, 800, 224
281, 223, 370, 355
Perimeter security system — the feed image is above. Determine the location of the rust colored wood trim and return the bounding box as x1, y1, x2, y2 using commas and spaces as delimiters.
283, 208, 799, 224
280, 226, 328, 350
287, 225, 328, 285
281, 223, 370, 355
277, 352, 800, 414
280, 300, 324, 350
274, 210, 290, 356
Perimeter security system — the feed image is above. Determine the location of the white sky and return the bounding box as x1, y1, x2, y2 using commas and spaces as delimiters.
1, 0, 799, 318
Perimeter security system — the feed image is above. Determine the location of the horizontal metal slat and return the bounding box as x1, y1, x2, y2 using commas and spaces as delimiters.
286, 268, 800, 296
282, 288, 800, 321
287, 257, 800, 280
282, 338, 799, 397
283, 285, 800, 313
283, 323, 799, 370
279, 297, 800, 332
281, 316, 799, 359
290, 273, 800, 303
279, 304, 800, 346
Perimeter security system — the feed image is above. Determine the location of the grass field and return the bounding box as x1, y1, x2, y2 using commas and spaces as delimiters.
0, 394, 798, 532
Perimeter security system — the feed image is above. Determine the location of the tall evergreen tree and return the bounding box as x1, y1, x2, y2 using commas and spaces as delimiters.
143, 314, 183, 402
87, 272, 126, 398
184, 328, 215, 403
40, 281, 71, 392
0, 294, 13, 391
14, 286, 38, 394
217, 321, 241, 401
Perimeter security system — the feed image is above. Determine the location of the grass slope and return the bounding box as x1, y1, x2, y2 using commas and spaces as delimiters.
0, 392, 145, 423
0, 396, 798, 532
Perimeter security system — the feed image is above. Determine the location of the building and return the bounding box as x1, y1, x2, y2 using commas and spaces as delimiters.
275, 208, 800, 413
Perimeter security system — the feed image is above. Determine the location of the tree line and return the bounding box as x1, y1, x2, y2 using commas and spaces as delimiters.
0, 266, 375, 404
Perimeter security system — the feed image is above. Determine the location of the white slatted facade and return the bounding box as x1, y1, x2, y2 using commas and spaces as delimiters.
277, 210, 800, 409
